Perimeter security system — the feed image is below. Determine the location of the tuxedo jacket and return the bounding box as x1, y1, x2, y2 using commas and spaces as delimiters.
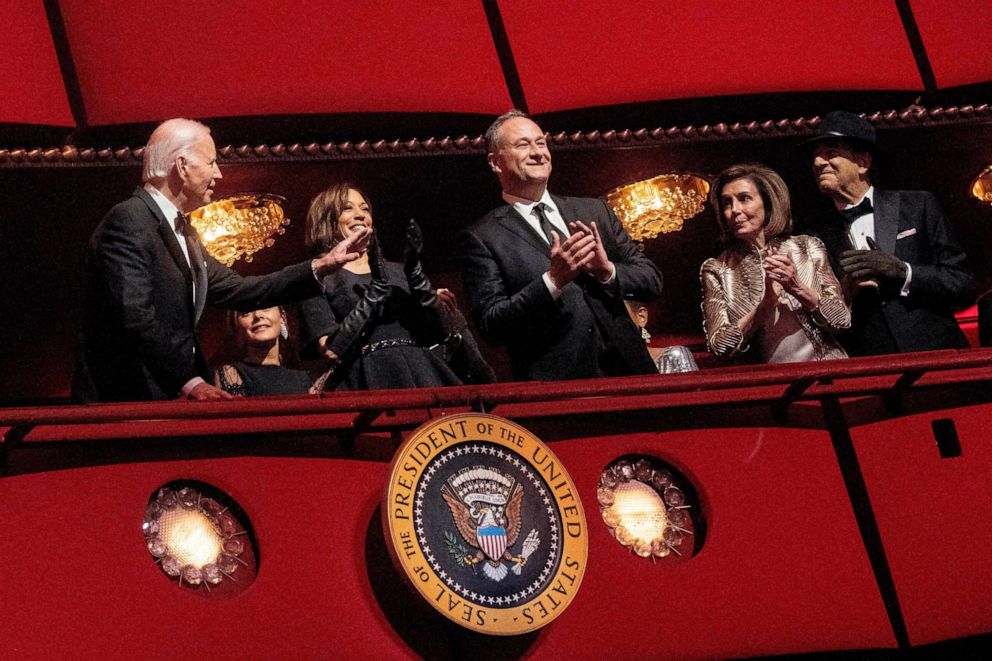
457, 194, 663, 381
811, 188, 976, 355
72, 188, 320, 402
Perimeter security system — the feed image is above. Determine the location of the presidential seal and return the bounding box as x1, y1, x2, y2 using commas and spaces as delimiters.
384, 413, 587, 635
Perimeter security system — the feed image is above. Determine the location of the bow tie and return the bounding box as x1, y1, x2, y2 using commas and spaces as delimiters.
840, 197, 872, 223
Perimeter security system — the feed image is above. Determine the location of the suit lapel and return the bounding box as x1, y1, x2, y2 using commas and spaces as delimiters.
187, 233, 208, 324
140, 188, 194, 282
873, 189, 899, 255
496, 204, 551, 257
138, 188, 197, 321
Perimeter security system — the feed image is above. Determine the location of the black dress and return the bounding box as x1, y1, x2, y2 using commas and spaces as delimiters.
299, 262, 462, 390
216, 362, 313, 396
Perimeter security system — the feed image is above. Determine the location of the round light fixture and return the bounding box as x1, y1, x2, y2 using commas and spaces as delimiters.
598, 457, 698, 560
143, 482, 256, 594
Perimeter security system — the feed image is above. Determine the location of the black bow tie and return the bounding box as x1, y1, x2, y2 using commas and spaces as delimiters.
840, 197, 873, 223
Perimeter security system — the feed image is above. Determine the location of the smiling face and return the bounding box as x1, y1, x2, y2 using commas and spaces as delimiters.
812, 140, 871, 204
335, 188, 373, 246
235, 307, 284, 347
488, 116, 551, 197
720, 177, 767, 247
177, 131, 222, 209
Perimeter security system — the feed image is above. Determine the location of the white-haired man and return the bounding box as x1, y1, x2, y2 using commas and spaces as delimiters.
73, 118, 368, 402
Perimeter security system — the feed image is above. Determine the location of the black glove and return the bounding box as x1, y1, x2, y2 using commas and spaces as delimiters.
840, 248, 908, 283
402, 218, 424, 272
368, 234, 389, 284
401, 219, 437, 306
325, 235, 392, 363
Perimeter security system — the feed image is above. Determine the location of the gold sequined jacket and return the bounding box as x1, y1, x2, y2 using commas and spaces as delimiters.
700, 234, 851, 361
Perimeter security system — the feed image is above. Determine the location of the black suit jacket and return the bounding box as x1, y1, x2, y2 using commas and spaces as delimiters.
457, 194, 662, 381
73, 188, 321, 402
811, 188, 975, 355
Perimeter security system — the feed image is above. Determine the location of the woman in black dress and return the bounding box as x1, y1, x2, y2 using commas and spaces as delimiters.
299, 183, 462, 390
213, 306, 315, 396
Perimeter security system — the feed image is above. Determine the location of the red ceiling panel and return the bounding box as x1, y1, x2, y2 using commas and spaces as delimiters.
498, 0, 924, 113
911, 0, 992, 88
58, 0, 510, 125
0, 2, 73, 126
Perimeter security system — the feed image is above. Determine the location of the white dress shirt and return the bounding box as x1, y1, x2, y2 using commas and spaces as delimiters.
502, 189, 615, 299
844, 186, 912, 296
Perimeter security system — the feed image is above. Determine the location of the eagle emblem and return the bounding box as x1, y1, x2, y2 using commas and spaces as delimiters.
441, 465, 540, 582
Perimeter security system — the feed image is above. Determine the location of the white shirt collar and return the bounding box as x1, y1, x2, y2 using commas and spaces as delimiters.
144, 183, 182, 231
845, 186, 874, 210
502, 189, 557, 216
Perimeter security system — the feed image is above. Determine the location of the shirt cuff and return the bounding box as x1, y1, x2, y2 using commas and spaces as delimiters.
900, 262, 912, 297
600, 262, 617, 285
311, 260, 326, 292
181, 376, 206, 398
542, 272, 562, 300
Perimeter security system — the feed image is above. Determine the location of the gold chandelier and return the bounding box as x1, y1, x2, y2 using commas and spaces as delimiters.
189, 193, 290, 266
970, 165, 992, 204
606, 173, 710, 240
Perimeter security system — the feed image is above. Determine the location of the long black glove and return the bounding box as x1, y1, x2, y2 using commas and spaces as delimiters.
325, 235, 391, 362
401, 218, 449, 344
403, 219, 438, 306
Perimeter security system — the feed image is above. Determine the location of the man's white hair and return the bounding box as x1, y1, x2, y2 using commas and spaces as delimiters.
141, 118, 211, 184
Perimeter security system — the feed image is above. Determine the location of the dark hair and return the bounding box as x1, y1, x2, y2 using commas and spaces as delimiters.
305, 182, 372, 255
485, 109, 531, 154
710, 163, 793, 245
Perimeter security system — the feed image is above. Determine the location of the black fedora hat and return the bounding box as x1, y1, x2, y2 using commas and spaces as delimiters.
800, 111, 881, 155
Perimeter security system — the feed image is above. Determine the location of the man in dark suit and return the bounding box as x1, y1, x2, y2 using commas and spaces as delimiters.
803, 111, 975, 356
73, 118, 368, 402
458, 110, 663, 381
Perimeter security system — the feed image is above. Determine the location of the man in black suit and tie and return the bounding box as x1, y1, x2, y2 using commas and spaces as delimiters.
803, 111, 975, 356
73, 118, 368, 402
458, 110, 663, 381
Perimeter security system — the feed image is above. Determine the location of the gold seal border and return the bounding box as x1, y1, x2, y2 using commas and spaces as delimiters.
384, 413, 588, 636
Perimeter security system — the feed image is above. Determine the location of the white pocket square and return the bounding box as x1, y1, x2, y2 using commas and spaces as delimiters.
896, 228, 917, 239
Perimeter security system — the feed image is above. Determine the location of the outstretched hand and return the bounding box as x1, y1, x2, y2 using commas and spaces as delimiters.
313, 225, 370, 276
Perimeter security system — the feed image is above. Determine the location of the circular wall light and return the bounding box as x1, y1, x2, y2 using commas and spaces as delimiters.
597, 456, 701, 560
143, 481, 257, 596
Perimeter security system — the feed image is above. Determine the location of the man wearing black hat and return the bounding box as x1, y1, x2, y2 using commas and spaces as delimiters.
803, 110, 975, 356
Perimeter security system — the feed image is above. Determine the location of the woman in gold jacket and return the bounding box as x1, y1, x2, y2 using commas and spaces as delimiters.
700, 163, 850, 363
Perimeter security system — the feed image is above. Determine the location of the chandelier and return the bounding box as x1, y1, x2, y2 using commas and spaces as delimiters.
970, 165, 992, 205
606, 173, 710, 240
189, 193, 290, 266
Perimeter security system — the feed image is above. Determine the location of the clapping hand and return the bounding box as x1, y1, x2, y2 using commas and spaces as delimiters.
403, 218, 424, 270
840, 247, 907, 283
368, 233, 389, 283
547, 226, 596, 289
764, 247, 819, 309
569, 220, 613, 282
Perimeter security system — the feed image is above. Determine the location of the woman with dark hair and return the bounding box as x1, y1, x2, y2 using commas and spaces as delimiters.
299, 183, 463, 390
700, 163, 850, 363
213, 306, 315, 396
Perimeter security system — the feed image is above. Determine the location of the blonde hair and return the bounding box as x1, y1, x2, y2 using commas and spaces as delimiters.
710, 163, 793, 245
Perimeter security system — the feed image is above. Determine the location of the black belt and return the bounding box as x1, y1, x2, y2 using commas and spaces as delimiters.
360, 338, 418, 355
